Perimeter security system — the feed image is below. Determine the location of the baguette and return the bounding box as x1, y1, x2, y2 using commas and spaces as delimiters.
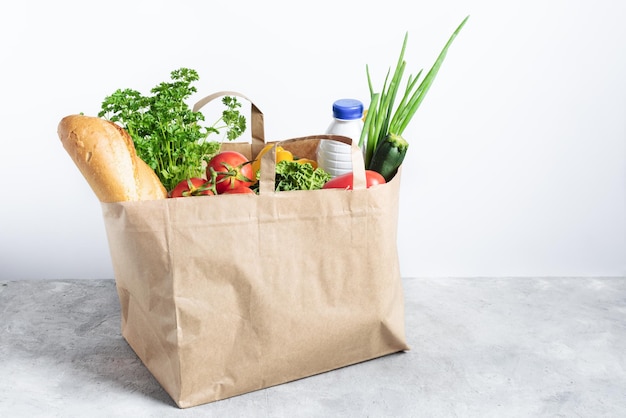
58, 114, 167, 202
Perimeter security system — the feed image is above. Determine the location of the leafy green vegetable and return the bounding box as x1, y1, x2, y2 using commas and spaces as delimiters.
98, 68, 246, 191
359, 16, 469, 167
253, 160, 331, 192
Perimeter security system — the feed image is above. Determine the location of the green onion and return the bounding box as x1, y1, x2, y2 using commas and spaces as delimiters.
359, 92, 380, 166
361, 15, 469, 168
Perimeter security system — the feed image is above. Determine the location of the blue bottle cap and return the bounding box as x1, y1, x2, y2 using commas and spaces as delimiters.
332, 99, 364, 120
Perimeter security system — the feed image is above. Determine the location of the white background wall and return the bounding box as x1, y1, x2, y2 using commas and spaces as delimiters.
1, 0, 624, 280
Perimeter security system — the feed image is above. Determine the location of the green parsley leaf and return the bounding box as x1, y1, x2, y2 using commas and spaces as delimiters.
98, 68, 246, 192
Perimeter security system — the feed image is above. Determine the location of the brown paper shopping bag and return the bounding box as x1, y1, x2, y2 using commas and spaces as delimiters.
101, 92, 409, 408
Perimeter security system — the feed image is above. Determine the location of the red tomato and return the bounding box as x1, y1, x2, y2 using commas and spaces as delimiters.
322, 170, 386, 190
169, 178, 214, 198
222, 186, 255, 195
206, 151, 254, 194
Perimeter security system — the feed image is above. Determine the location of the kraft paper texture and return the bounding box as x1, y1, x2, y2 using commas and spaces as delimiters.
100, 93, 409, 408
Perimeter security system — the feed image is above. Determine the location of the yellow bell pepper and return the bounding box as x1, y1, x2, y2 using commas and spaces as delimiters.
294, 158, 318, 169
277, 149, 294, 163
251, 143, 295, 183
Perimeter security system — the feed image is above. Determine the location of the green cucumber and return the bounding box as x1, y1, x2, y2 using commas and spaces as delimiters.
368, 133, 409, 182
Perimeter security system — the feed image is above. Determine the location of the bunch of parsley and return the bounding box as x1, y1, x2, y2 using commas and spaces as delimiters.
98, 68, 246, 192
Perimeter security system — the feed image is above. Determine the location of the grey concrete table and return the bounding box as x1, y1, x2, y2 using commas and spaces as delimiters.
1, 277, 625, 417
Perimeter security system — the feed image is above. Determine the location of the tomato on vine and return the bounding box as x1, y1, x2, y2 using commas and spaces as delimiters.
169, 177, 215, 198
206, 151, 254, 194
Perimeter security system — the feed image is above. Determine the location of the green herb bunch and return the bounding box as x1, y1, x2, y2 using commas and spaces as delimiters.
273, 160, 331, 191
98, 68, 246, 192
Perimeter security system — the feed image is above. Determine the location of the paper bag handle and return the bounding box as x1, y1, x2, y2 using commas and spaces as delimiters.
259, 135, 367, 194
193, 92, 366, 193
192, 91, 266, 157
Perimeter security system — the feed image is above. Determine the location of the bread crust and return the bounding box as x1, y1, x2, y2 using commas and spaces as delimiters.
58, 115, 167, 202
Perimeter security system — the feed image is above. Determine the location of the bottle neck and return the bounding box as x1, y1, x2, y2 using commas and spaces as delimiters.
333, 117, 362, 122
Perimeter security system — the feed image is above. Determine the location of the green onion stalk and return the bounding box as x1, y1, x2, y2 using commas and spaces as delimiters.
359, 16, 470, 180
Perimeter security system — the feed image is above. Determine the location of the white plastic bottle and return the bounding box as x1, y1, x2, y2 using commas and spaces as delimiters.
317, 98, 364, 178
